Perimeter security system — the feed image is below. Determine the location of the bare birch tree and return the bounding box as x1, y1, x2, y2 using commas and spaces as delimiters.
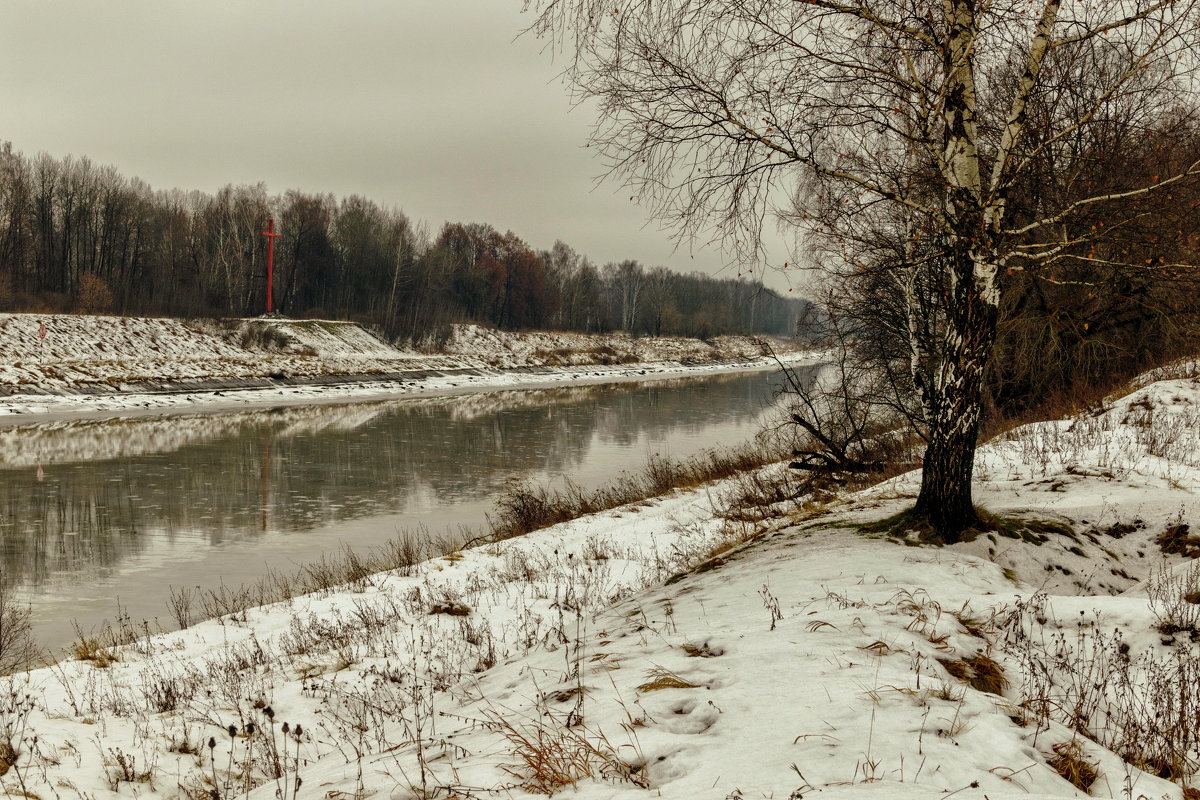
527, 0, 1200, 541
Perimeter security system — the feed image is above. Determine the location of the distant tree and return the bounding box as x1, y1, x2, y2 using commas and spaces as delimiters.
0, 271, 13, 312
542, 240, 582, 329
606, 259, 645, 332
276, 190, 335, 315
639, 266, 675, 336
568, 258, 605, 331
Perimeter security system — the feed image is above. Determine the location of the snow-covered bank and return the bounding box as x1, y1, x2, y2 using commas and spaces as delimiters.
0, 351, 809, 425
5, 368, 1200, 799
0, 313, 811, 423
0, 313, 795, 388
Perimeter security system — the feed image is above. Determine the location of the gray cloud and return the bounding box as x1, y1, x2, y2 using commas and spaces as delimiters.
1, 0, 797, 291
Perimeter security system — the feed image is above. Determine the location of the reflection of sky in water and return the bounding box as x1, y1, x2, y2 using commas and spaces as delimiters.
0, 370, 806, 652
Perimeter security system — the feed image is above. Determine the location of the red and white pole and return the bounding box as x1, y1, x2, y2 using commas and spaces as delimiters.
260, 218, 281, 313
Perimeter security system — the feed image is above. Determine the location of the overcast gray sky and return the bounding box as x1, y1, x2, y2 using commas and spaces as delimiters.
1, 0, 797, 292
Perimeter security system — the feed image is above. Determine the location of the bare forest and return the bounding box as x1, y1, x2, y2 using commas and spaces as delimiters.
0, 143, 806, 345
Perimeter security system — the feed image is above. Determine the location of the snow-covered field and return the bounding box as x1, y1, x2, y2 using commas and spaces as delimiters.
0, 314, 807, 421
5, 367, 1200, 799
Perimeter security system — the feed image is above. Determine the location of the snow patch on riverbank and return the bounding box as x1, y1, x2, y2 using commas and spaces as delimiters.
5, 367, 1200, 798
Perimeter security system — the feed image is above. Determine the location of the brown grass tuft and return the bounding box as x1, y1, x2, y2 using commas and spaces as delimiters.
428, 602, 471, 617
1158, 524, 1200, 558
488, 709, 644, 795
73, 636, 119, 668
636, 666, 699, 693
938, 653, 1008, 695
681, 642, 724, 658
0, 740, 15, 776
1047, 740, 1098, 793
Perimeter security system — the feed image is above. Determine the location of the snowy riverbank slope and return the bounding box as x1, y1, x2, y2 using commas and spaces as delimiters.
0, 313, 807, 419
0, 313, 791, 390
5, 367, 1200, 799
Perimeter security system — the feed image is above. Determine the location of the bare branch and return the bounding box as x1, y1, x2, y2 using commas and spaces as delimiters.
1006, 158, 1200, 236
1051, 0, 1180, 49
986, 0, 1061, 200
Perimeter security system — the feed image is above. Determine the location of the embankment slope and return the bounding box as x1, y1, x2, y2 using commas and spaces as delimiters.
0, 314, 808, 419
0, 314, 792, 392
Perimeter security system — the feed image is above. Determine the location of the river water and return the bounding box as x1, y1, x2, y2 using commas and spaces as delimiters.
0, 369, 798, 653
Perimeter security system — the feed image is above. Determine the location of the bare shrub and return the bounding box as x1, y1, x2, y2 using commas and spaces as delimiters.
104, 747, 155, 792
0, 680, 35, 793
414, 322, 454, 353
75, 272, 114, 313
167, 585, 196, 630
198, 583, 255, 622
757, 332, 918, 497
1002, 593, 1200, 782
142, 663, 204, 713
1147, 562, 1200, 642
0, 574, 34, 675
234, 321, 294, 352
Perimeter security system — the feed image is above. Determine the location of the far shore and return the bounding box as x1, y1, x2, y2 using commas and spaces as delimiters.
0, 351, 820, 428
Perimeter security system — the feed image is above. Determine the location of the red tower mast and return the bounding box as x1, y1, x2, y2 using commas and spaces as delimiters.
261, 218, 281, 313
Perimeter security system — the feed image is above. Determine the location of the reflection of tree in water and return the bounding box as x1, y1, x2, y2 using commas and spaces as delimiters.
0, 370, 800, 586
591, 370, 789, 448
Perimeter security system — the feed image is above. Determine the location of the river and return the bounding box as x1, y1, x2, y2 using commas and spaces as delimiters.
0, 368, 801, 654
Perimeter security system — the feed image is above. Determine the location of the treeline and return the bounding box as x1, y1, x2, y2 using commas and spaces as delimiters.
0, 142, 805, 344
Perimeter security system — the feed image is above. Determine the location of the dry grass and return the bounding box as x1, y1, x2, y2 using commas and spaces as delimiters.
1047, 740, 1098, 792
531, 345, 642, 367
72, 636, 119, 668
1002, 591, 1200, 785
428, 602, 471, 617
488, 708, 645, 795
938, 654, 1008, 696
158, 533, 439, 636
230, 320, 295, 352
489, 442, 786, 541
681, 642, 724, 658
716, 468, 808, 523
0, 739, 15, 776
1157, 523, 1200, 559
636, 666, 699, 693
